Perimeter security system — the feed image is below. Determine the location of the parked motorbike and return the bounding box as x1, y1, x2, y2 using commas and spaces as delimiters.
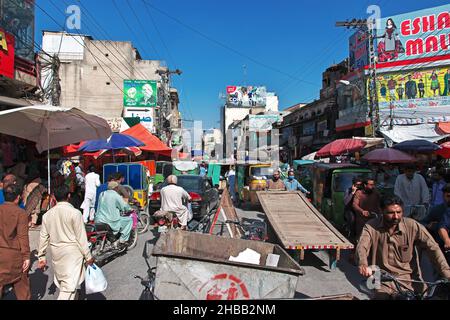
85, 209, 138, 265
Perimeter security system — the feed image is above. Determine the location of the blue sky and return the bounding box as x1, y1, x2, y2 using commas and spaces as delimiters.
35, 0, 450, 129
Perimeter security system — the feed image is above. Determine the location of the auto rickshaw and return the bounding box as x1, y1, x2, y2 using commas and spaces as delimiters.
172, 161, 200, 176
235, 163, 274, 206
103, 162, 150, 211
311, 163, 372, 230
152, 161, 173, 187
207, 163, 233, 193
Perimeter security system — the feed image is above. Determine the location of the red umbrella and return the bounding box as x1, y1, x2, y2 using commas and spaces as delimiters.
316, 139, 367, 157
436, 142, 450, 159
362, 148, 416, 163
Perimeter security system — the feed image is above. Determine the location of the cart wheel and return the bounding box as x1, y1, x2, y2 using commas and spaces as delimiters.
127, 229, 138, 250
138, 212, 150, 234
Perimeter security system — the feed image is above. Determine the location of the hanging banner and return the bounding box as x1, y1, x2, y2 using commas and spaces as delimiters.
124, 80, 158, 107
0, 29, 15, 79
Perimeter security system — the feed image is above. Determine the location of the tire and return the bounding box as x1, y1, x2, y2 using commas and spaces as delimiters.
127, 228, 138, 250
138, 212, 150, 234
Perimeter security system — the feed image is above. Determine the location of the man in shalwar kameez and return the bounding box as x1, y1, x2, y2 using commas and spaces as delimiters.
38, 185, 94, 300
95, 181, 132, 247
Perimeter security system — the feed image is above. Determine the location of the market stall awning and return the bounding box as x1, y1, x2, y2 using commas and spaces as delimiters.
437, 122, 450, 135
381, 124, 449, 144
122, 123, 172, 157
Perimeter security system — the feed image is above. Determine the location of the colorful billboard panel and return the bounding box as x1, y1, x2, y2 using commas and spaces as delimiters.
248, 114, 281, 131
226, 86, 267, 107
1, 0, 35, 62
0, 29, 15, 79
374, 66, 450, 109
376, 4, 450, 63
349, 30, 369, 71
124, 80, 158, 107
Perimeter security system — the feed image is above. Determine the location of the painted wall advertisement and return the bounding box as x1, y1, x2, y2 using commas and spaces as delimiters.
124, 80, 158, 107
0, 29, 15, 79
248, 114, 281, 131
1, 0, 35, 62
226, 86, 267, 107
349, 30, 369, 71
375, 4, 450, 63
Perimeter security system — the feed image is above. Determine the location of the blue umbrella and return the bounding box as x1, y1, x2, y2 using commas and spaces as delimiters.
392, 139, 442, 153
79, 133, 144, 152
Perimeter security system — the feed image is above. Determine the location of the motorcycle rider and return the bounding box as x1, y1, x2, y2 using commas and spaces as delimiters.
95, 181, 133, 249
160, 175, 191, 230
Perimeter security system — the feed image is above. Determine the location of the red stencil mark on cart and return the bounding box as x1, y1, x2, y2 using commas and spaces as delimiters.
199, 274, 250, 300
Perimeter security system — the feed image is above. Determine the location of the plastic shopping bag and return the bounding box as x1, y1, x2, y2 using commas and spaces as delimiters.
85, 264, 108, 295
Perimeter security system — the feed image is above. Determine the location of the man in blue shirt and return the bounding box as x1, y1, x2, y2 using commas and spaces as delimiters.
424, 184, 450, 244
284, 170, 310, 195
438, 209, 450, 251
431, 170, 447, 208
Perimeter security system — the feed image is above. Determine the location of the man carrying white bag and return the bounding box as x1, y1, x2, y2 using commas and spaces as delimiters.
85, 264, 108, 295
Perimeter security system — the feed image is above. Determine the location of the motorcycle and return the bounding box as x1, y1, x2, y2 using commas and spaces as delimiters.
85, 209, 139, 265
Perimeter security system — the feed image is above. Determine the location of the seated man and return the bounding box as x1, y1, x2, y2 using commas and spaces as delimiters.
160, 175, 191, 230
95, 181, 133, 248
284, 169, 310, 194
357, 196, 450, 300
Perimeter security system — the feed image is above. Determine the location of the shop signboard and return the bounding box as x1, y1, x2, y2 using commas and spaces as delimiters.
375, 4, 450, 63
349, 30, 369, 71
124, 80, 158, 107
124, 107, 155, 132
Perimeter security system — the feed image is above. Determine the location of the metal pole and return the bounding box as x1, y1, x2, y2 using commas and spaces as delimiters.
47, 130, 51, 195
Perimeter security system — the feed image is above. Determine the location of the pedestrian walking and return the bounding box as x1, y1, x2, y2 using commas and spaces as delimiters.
430, 169, 447, 209
37, 184, 94, 300
0, 184, 31, 300
284, 169, 310, 194
81, 165, 100, 223
266, 170, 286, 191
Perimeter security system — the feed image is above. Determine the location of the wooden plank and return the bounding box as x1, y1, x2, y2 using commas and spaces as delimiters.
219, 188, 243, 239
257, 191, 353, 249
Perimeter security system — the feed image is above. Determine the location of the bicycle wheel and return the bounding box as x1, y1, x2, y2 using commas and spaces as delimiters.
127, 229, 138, 250
138, 212, 150, 234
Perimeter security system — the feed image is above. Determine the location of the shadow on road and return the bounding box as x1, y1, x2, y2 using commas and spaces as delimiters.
29, 250, 50, 300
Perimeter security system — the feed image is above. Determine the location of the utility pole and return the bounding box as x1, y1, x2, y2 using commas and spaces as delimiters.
51, 54, 61, 106
336, 18, 379, 137
155, 68, 182, 145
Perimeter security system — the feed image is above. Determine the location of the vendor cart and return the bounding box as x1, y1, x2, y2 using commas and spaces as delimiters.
151, 230, 305, 300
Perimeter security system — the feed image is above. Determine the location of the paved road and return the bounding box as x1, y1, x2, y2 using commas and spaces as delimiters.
10, 204, 369, 300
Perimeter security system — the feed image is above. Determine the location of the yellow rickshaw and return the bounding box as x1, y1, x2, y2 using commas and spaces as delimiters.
235, 163, 274, 206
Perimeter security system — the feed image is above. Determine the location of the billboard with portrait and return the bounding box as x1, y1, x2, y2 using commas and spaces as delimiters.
226, 86, 267, 107
1, 0, 35, 62
124, 80, 158, 107
375, 4, 450, 63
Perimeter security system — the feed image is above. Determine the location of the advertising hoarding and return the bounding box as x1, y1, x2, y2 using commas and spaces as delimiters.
124, 107, 155, 132
375, 4, 450, 63
0, 29, 15, 79
124, 80, 158, 107
349, 30, 369, 71
226, 86, 267, 107
373, 66, 450, 109
1, 0, 35, 62
248, 114, 281, 131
